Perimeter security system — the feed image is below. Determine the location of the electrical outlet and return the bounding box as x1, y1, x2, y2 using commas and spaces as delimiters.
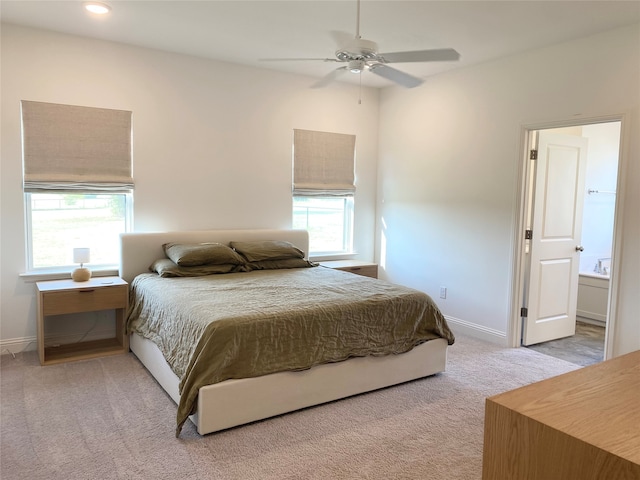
439, 286, 447, 299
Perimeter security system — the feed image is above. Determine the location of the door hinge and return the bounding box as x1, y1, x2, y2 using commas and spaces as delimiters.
525, 229, 533, 240
530, 149, 538, 160
521, 307, 528, 317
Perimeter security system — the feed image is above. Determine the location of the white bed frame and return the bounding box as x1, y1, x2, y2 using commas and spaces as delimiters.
120, 229, 449, 435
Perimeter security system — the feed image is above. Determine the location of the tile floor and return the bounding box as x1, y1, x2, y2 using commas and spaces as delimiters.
525, 320, 605, 366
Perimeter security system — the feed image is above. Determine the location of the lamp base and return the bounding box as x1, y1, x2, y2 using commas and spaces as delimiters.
71, 267, 92, 282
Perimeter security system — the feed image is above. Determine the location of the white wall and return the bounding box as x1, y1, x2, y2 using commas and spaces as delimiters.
2, 22, 638, 358
377, 24, 640, 356
0, 24, 379, 351
580, 122, 620, 274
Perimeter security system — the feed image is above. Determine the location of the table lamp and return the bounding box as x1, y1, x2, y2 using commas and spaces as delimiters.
71, 247, 91, 282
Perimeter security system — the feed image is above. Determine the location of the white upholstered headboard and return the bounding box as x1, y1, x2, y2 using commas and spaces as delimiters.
119, 229, 309, 284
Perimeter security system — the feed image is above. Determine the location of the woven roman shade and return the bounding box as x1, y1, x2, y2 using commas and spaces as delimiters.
21, 101, 133, 192
293, 129, 356, 196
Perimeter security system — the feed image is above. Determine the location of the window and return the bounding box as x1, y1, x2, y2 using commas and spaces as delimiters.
292, 129, 356, 256
26, 192, 132, 269
21, 101, 133, 271
293, 196, 353, 254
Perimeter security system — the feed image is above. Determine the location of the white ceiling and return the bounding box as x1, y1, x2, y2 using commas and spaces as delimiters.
2, 1, 639, 88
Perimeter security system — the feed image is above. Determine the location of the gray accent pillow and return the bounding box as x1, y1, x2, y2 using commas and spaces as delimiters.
150, 258, 244, 277
230, 240, 304, 262
163, 242, 245, 267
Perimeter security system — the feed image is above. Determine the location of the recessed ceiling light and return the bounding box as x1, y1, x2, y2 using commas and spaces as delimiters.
83, 2, 112, 15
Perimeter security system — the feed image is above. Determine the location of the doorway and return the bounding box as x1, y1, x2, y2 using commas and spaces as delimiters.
515, 119, 622, 366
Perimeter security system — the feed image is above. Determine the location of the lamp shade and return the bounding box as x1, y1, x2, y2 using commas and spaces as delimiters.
73, 248, 90, 264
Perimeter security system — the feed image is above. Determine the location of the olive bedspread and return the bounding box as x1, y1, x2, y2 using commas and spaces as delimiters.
126, 266, 455, 434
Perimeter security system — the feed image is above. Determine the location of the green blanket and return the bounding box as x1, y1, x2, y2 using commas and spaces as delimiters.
127, 266, 455, 435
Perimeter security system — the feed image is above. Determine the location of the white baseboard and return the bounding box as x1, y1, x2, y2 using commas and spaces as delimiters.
0, 328, 116, 357
445, 315, 507, 346
577, 310, 606, 324
577, 315, 606, 328
0, 336, 38, 356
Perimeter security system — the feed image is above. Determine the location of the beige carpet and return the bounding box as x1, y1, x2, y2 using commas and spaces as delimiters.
1, 335, 579, 480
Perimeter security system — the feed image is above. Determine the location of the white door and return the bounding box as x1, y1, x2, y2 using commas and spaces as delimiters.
522, 132, 589, 346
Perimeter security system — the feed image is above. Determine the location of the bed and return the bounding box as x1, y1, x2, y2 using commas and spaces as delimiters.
120, 229, 455, 436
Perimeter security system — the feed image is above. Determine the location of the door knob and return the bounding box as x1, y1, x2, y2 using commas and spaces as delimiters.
575, 245, 584, 252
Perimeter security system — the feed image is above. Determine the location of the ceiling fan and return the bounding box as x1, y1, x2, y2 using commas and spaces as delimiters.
261, 0, 460, 88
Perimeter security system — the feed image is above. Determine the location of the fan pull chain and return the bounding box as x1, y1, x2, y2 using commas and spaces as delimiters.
358, 71, 362, 104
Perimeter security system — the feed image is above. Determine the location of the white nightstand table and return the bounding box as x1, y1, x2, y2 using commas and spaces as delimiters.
36, 276, 129, 366
319, 260, 378, 279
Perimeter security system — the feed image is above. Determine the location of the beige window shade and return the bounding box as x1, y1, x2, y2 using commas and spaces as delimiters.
21, 101, 133, 192
293, 129, 356, 196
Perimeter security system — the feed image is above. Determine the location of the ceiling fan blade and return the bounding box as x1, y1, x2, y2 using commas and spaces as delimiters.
259, 57, 340, 62
378, 48, 460, 63
311, 66, 348, 88
369, 64, 423, 88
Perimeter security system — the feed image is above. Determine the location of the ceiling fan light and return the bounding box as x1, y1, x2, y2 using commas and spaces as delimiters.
348, 60, 365, 74
83, 2, 111, 15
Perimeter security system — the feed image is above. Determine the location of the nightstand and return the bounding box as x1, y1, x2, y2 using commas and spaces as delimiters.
36, 276, 129, 365
319, 260, 378, 279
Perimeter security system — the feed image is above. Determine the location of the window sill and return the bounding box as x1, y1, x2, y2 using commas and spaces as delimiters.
20, 267, 119, 283
309, 252, 358, 262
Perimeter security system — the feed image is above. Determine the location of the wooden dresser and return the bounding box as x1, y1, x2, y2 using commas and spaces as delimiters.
482, 349, 640, 480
